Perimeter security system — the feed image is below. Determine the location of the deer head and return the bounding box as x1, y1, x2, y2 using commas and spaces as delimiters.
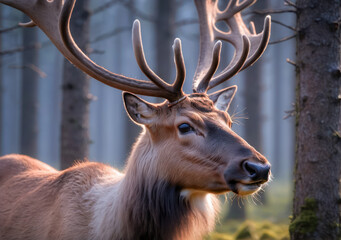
123, 89, 270, 196
0, 0, 271, 196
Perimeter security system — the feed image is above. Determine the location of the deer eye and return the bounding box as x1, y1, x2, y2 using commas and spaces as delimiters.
178, 123, 195, 134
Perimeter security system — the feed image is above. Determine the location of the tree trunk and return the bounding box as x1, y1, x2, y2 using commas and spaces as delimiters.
60, 0, 90, 169
290, 1, 341, 239
20, 15, 39, 158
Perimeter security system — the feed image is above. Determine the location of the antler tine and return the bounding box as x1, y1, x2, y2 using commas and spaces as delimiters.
249, 21, 256, 34
132, 20, 186, 101
193, 0, 271, 93
208, 36, 250, 90
172, 38, 186, 95
195, 41, 222, 93
19, 20, 36, 28
239, 16, 271, 70
219, 0, 257, 20
209, 16, 270, 90
192, 0, 217, 92
132, 20, 172, 92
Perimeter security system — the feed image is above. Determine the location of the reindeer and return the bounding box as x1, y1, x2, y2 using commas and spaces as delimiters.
0, 0, 271, 239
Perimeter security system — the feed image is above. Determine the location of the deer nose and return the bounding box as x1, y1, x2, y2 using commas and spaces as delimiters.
242, 161, 270, 183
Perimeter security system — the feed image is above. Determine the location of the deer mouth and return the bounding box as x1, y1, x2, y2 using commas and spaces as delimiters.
228, 180, 266, 196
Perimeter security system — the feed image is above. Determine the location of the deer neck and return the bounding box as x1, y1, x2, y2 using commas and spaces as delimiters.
88, 131, 219, 240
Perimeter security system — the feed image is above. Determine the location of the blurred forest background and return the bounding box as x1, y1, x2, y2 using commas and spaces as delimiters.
1, 0, 297, 239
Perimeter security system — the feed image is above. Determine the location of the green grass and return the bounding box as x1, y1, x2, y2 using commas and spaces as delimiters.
208, 221, 289, 240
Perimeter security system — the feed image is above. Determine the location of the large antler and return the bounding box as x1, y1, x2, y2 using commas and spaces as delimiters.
0, 0, 185, 102
193, 0, 271, 93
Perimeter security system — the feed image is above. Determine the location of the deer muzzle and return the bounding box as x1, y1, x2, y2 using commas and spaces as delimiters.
223, 156, 271, 196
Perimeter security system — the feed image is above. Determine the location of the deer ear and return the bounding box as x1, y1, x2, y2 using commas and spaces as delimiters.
209, 85, 237, 112
123, 92, 158, 125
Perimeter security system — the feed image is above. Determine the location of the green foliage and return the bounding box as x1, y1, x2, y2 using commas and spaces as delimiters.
235, 223, 253, 239
208, 221, 289, 240
208, 232, 233, 240
289, 198, 318, 235
259, 230, 277, 240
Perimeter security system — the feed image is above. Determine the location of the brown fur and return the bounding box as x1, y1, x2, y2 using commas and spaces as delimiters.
0, 96, 270, 240
0, 154, 117, 240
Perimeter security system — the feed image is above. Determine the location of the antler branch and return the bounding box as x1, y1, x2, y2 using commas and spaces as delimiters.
195, 41, 222, 92
193, 0, 271, 93
132, 20, 172, 92
172, 38, 186, 93
0, 0, 185, 102
0, 0, 269, 100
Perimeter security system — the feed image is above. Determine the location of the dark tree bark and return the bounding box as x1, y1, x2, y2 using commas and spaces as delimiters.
20, 15, 39, 157
290, 1, 341, 239
60, 0, 90, 169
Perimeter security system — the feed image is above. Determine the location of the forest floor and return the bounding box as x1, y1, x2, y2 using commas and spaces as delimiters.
207, 181, 292, 240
